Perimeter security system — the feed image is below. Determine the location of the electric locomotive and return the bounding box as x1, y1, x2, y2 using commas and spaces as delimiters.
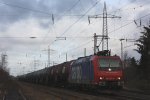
69, 50, 123, 88
18, 50, 123, 89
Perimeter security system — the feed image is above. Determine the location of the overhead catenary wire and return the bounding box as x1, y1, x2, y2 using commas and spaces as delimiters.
108, 13, 150, 35
45, 0, 101, 49
60, 36, 137, 56
124, 44, 136, 49
36, 0, 87, 61
58, 0, 101, 37
1, 0, 145, 40
64, 0, 81, 13
0, 1, 51, 15
1, 0, 148, 70
61, 39, 93, 55
1, 0, 146, 38
48, 8, 150, 61
44, 39, 92, 65
45, 0, 101, 54
46, 1, 100, 55
0, 0, 143, 17
41, 0, 81, 42
36, 1, 88, 52
0, 36, 92, 38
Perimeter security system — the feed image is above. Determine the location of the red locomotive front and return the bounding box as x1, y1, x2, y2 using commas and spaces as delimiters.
92, 55, 123, 88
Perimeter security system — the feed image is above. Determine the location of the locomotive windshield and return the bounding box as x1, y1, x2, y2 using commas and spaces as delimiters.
99, 59, 120, 68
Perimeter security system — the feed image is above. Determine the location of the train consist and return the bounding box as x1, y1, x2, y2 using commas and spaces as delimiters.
18, 50, 124, 89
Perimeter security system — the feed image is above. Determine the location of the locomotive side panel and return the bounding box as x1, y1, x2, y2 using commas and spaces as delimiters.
69, 56, 95, 85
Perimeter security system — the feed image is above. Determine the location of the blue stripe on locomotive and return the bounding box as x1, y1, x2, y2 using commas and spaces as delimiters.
89, 60, 94, 81
69, 56, 94, 84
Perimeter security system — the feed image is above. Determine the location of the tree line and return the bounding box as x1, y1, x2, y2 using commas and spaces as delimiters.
136, 24, 150, 79
125, 24, 150, 80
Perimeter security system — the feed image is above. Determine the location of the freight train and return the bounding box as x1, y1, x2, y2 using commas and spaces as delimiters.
18, 50, 124, 89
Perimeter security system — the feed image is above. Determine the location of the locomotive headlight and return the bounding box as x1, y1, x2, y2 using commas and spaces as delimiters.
118, 77, 121, 80
100, 77, 103, 80
108, 68, 112, 71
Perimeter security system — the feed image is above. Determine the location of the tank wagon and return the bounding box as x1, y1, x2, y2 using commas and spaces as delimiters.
18, 50, 124, 88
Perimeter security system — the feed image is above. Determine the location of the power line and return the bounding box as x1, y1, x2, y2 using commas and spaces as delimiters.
41, 0, 81, 45
56, 4, 144, 17
0, 1, 52, 15
0, 36, 50, 38
56, 1, 101, 55
65, 0, 81, 13
58, 0, 101, 37
56, 0, 136, 52
44, 0, 100, 51
107, 5, 144, 15
124, 44, 135, 49
45, 0, 144, 58
0, 36, 91, 39
62, 39, 93, 55
108, 13, 150, 35
0, 1, 144, 18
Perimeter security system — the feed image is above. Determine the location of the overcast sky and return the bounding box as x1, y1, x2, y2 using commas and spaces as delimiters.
0, 0, 149, 76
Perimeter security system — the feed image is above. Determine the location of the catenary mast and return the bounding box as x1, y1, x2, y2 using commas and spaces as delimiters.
88, 2, 121, 53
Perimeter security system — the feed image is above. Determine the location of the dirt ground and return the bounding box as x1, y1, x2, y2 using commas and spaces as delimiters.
0, 76, 112, 100
18, 82, 61, 100
18, 81, 113, 100
0, 79, 25, 100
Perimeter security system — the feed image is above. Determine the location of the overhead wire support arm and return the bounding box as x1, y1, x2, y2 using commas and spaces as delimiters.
56, 37, 66, 40
88, 14, 121, 19
93, 33, 109, 54
119, 38, 137, 60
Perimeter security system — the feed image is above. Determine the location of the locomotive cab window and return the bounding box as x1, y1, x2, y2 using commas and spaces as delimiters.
99, 59, 120, 68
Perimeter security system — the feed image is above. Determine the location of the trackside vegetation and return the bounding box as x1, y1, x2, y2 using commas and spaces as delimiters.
124, 24, 150, 91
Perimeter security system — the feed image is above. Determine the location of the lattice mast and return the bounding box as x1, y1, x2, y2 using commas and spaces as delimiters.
102, 2, 108, 51
88, 2, 121, 53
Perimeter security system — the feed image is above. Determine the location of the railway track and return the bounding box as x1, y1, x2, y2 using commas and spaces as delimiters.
96, 88, 150, 100
3, 89, 26, 100
44, 87, 150, 100
20, 82, 113, 100
123, 87, 150, 95
19, 82, 150, 100
116, 89, 150, 100
0, 79, 27, 100
60, 86, 150, 100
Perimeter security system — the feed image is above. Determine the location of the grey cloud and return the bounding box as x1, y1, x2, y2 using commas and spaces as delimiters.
129, 0, 137, 3
39, 21, 50, 29
128, 0, 150, 4
0, 0, 93, 28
